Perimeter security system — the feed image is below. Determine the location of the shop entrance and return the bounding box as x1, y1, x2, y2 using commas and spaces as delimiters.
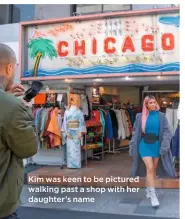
26, 76, 179, 189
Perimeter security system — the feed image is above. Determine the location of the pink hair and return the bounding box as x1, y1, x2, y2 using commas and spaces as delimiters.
142, 96, 160, 133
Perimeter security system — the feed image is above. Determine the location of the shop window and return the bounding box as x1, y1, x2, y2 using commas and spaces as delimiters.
103, 4, 131, 12
76, 4, 132, 15
76, 4, 103, 15
11, 4, 35, 23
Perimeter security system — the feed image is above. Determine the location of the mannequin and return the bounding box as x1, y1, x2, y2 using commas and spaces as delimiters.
62, 94, 86, 168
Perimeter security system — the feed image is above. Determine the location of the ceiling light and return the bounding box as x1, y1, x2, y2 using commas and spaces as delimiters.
65, 79, 72, 83
93, 78, 103, 82
45, 86, 50, 92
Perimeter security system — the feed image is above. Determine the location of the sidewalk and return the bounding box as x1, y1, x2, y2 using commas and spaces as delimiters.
21, 185, 179, 218
17, 207, 178, 219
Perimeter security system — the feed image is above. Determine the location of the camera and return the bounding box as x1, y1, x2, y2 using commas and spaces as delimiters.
23, 81, 43, 102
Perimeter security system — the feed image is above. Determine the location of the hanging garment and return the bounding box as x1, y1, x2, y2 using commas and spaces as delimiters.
92, 110, 101, 122
86, 95, 91, 120
109, 110, 118, 139
127, 108, 135, 126
131, 109, 137, 123
35, 108, 44, 133
133, 106, 142, 114
58, 113, 63, 130
125, 110, 133, 136
47, 108, 62, 148
40, 109, 49, 148
120, 109, 130, 138
33, 108, 37, 118
62, 107, 86, 169
105, 112, 113, 140
113, 109, 126, 139
62, 93, 68, 106
86, 120, 102, 127
99, 110, 106, 137
80, 94, 89, 116
34, 93, 46, 105
43, 108, 53, 149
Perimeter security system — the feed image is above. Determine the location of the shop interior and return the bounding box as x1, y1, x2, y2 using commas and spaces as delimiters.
26, 75, 180, 180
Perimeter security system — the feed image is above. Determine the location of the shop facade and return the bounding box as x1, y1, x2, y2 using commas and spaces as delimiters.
18, 7, 179, 187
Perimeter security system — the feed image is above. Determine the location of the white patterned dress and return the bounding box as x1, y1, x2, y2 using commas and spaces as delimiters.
62, 107, 86, 168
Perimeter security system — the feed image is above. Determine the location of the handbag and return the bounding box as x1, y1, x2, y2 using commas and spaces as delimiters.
142, 133, 159, 144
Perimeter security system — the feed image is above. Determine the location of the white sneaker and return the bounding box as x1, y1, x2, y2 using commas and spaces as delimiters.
148, 189, 160, 208
146, 188, 158, 198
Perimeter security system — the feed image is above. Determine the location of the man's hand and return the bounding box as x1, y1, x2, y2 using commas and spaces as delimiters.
21, 98, 33, 108
7, 84, 32, 107
8, 84, 25, 97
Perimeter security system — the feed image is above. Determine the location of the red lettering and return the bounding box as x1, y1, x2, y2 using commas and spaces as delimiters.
104, 37, 116, 54
92, 38, 97, 55
57, 41, 68, 57
122, 36, 135, 53
142, 35, 154, 52
56, 32, 175, 57
162, 33, 174, 50
74, 40, 85, 56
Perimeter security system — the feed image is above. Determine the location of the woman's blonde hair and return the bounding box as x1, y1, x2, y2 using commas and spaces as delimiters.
142, 96, 160, 132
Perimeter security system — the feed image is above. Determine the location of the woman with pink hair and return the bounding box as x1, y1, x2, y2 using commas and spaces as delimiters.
129, 95, 176, 208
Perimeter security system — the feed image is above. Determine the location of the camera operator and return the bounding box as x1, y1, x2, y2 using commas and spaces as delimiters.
0, 43, 37, 219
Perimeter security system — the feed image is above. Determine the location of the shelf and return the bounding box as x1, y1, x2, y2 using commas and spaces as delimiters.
119, 139, 130, 147
86, 134, 103, 138
81, 144, 103, 150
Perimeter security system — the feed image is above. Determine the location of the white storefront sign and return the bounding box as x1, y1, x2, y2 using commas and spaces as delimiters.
20, 9, 179, 80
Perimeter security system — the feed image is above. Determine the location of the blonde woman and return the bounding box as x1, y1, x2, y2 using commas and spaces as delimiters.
129, 96, 176, 208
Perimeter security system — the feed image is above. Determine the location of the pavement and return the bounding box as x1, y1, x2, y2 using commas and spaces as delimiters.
17, 207, 178, 219
20, 185, 180, 218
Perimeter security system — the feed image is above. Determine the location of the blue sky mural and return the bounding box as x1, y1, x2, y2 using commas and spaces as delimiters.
159, 16, 180, 27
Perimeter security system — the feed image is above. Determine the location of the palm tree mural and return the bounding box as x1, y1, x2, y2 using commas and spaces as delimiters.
27, 37, 57, 77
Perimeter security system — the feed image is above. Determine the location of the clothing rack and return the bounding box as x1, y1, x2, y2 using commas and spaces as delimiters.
26, 105, 64, 166
108, 139, 120, 154
92, 104, 112, 108
110, 104, 136, 153
92, 105, 120, 155
32, 103, 61, 108
91, 103, 134, 155
91, 104, 117, 155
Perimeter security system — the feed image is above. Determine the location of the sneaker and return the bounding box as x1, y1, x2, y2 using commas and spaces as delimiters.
146, 188, 159, 199
149, 190, 160, 208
